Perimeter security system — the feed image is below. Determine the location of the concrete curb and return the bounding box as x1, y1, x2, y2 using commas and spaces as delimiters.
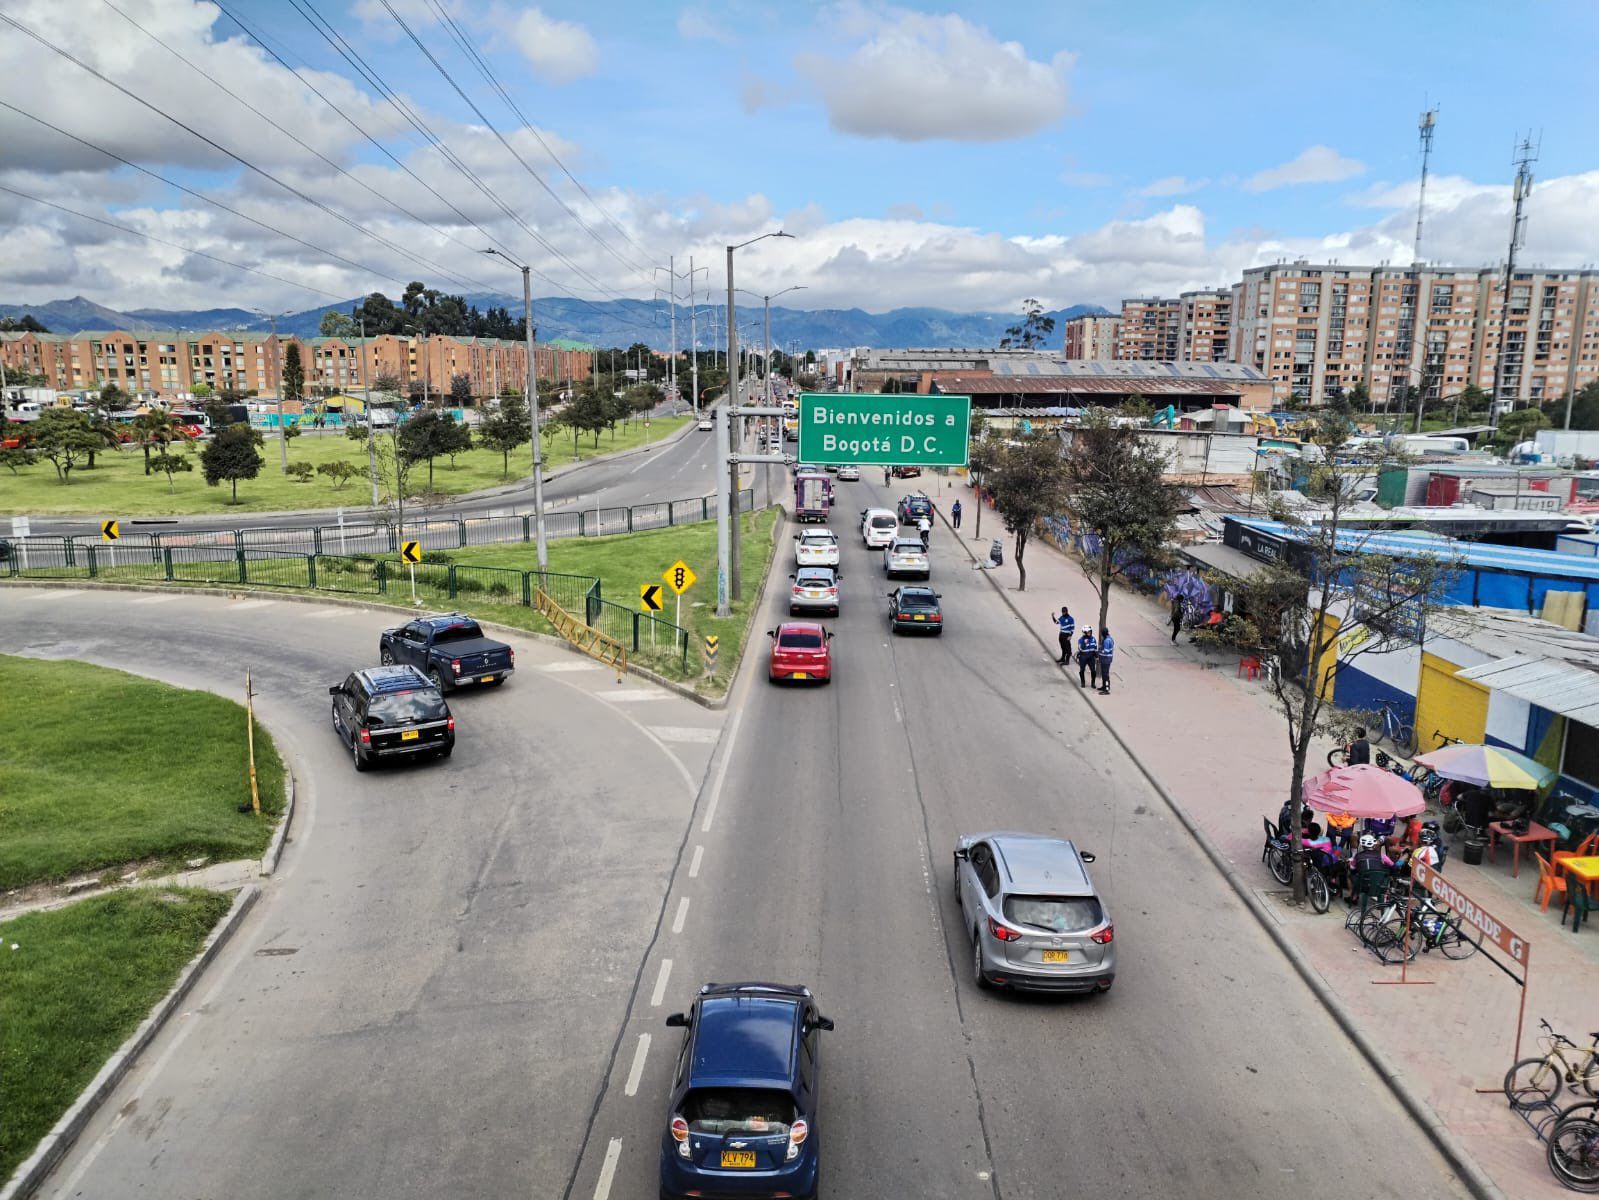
935, 503, 1506, 1200
260, 770, 295, 876
0, 885, 260, 1200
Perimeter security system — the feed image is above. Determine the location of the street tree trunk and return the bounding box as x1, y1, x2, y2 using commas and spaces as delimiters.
1096, 544, 1113, 636
1014, 527, 1028, 591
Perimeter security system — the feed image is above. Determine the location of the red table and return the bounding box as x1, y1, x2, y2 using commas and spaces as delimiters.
1487, 820, 1559, 878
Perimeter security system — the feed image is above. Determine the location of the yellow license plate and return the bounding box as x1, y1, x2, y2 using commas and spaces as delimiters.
793, 672, 809, 679
1041, 950, 1070, 963
480, 675, 494, 683
720, 1150, 757, 1169
400, 730, 420, 741
913, 614, 926, 620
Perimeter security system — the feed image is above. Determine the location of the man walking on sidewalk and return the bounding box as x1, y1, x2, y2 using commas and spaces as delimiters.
1053, 606, 1075, 665
1097, 628, 1116, 695
1170, 597, 1183, 643
951, 499, 962, 529
1077, 628, 1097, 688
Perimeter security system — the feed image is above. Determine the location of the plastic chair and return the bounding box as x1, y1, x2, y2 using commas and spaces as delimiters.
1535, 853, 1569, 913
1238, 656, 1262, 680
1563, 886, 1594, 934
1261, 816, 1280, 863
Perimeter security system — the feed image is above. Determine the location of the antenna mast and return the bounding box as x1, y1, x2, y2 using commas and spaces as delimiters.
1489, 134, 1538, 430
1412, 107, 1437, 265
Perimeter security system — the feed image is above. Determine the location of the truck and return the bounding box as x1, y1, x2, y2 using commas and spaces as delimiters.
378, 612, 515, 693
795, 472, 831, 524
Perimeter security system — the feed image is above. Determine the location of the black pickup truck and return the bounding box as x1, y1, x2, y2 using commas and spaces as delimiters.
378, 612, 514, 693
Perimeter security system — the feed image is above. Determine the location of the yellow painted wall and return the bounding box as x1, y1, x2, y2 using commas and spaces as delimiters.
1313, 613, 1340, 700
1415, 651, 1489, 752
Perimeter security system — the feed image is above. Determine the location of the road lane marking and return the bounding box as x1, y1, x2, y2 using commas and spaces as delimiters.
672, 897, 690, 934
599, 688, 666, 702
650, 958, 673, 1007
592, 1138, 623, 1200
700, 699, 746, 833
689, 845, 704, 878
646, 725, 721, 744
304, 607, 352, 618
624, 1034, 652, 1097
23, 589, 83, 600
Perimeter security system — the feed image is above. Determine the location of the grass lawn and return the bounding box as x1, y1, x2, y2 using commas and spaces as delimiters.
0, 657, 287, 889
0, 416, 688, 517
0, 888, 233, 1181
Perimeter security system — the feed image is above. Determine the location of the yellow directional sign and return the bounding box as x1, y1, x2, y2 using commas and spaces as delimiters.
101, 520, 120, 542
664, 560, 697, 595
702, 633, 720, 676
400, 540, 422, 565
640, 583, 664, 612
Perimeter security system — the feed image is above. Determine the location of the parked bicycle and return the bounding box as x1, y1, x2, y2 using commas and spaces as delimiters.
1327, 701, 1416, 766
1265, 834, 1337, 913
1505, 1021, 1599, 1110
1548, 1105, 1599, 1192
1349, 883, 1480, 964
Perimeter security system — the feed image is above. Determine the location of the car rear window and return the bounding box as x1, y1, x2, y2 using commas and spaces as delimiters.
778, 632, 823, 649
366, 692, 449, 725
870, 515, 896, 529
892, 540, 924, 552
681, 1088, 795, 1138
898, 592, 937, 609
1004, 895, 1104, 933
801, 533, 834, 544
430, 623, 483, 644
796, 570, 833, 584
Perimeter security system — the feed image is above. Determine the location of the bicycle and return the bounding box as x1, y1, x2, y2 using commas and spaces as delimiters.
1505, 1021, 1599, 1110
1266, 840, 1336, 913
1549, 1105, 1599, 1192
1327, 701, 1416, 766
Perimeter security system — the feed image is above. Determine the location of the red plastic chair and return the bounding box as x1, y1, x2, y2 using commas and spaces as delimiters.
1238, 656, 1262, 680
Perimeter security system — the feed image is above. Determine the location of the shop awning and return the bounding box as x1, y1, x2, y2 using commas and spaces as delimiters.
1458, 655, 1599, 726
1177, 541, 1265, 581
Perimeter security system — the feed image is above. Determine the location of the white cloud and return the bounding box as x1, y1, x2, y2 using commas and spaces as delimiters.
1245, 145, 1366, 192
677, 7, 735, 44
1135, 175, 1208, 198
786, 5, 1073, 142
505, 8, 598, 85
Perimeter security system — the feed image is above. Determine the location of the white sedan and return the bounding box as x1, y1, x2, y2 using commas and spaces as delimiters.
837, 464, 860, 481
884, 537, 930, 579
795, 528, 841, 567
697, 417, 714, 431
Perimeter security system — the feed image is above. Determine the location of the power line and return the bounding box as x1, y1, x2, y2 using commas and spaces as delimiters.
0, 182, 350, 303
0, 9, 502, 297
424, 0, 655, 266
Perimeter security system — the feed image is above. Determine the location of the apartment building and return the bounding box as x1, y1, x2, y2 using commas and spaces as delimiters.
1178, 290, 1232, 363
1063, 313, 1121, 361
1114, 298, 1182, 361
1229, 262, 1599, 407
0, 330, 591, 401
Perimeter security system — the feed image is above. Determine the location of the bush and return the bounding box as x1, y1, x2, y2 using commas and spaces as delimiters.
285, 462, 314, 483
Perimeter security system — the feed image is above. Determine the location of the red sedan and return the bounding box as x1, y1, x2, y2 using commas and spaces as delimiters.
767, 621, 833, 684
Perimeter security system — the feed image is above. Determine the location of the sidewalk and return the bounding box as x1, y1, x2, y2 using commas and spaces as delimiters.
941, 482, 1599, 1200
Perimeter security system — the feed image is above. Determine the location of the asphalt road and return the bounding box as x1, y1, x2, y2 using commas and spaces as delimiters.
558, 472, 1473, 1200
0, 589, 724, 1200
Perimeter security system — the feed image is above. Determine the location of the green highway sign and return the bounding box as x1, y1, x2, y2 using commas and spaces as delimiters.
797, 393, 971, 467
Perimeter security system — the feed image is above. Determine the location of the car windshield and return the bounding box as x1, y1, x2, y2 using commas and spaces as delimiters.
870, 515, 896, 529
1004, 895, 1104, 933
898, 592, 937, 609
681, 1088, 795, 1138
366, 691, 448, 726
430, 623, 483, 644
778, 631, 823, 649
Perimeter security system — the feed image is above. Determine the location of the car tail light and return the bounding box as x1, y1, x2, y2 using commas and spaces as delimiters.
929, 613, 941, 622
446, 716, 455, 732
986, 916, 1021, 942
826, 587, 837, 596
508, 648, 514, 665
671, 1115, 691, 1158
1091, 924, 1115, 944
792, 586, 803, 595
358, 727, 370, 745
450, 658, 461, 676
785, 1118, 808, 1162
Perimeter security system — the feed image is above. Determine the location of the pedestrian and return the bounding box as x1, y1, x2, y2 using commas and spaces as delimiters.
1077, 628, 1097, 688
884, 465, 892, 486
1097, 628, 1115, 695
1169, 596, 1183, 643
951, 499, 963, 529
1347, 726, 1371, 766
1053, 606, 1075, 665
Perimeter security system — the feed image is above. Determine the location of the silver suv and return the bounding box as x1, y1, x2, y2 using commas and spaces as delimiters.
954, 832, 1115, 994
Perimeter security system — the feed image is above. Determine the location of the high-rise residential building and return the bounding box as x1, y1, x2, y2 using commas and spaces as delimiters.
1228, 262, 1599, 408
1063, 313, 1121, 360
1178, 290, 1232, 363
1115, 298, 1182, 361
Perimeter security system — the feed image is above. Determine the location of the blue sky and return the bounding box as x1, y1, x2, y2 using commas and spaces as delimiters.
4, 0, 1599, 313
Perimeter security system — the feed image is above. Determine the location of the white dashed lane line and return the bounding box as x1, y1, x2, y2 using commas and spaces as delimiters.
650, 958, 673, 1007
672, 897, 690, 935
591, 1137, 623, 1200
645, 726, 721, 744
688, 845, 704, 878
623, 1033, 652, 1098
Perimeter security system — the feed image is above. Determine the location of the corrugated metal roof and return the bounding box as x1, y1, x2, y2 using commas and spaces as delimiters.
941, 376, 1257, 396
990, 359, 1267, 382
1459, 655, 1599, 725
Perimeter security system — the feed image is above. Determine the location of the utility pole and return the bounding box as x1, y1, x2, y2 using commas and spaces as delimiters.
268, 312, 287, 473
725, 244, 742, 607
481, 249, 549, 568
1491, 135, 1538, 432
360, 316, 378, 508
689, 255, 700, 415
421, 332, 430, 408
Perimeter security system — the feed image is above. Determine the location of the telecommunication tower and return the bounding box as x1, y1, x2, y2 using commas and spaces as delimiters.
1412, 107, 1438, 265
1489, 135, 1539, 428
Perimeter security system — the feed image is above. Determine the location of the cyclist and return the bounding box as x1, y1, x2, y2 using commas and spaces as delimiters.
1346, 831, 1395, 902
1407, 823, 1444, 874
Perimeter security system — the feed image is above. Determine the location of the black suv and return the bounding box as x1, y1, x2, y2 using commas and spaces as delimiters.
329, 665, 454, 772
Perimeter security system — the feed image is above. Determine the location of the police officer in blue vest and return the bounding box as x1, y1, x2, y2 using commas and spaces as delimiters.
1097, 628, 1116, 695
1077, 628, 1097, 688
1053, 606, 1075, 665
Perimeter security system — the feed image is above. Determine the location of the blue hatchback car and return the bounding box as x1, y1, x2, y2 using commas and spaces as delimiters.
659, 982, 835, 1200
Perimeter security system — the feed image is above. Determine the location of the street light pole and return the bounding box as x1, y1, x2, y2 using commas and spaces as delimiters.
269, 312, 288, 473
483, 250, 548, 570
360, 316, 377, 508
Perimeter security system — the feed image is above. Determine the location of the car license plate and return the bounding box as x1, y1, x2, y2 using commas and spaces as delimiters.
793, 671, 808, 679
807, 590, 823, 598
1041, 949, 1070, 963
480, 675, 495, 683
913, 614, 925, 621
400, 730, 420, 742
720, 1150, 757, 1169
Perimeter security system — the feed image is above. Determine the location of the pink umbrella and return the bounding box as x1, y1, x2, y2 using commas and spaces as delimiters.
1301, 764, 1425, 819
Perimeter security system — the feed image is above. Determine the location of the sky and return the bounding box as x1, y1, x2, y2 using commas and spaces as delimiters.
2, 0, 1599, 319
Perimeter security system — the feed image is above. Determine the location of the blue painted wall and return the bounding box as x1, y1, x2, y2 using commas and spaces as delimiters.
1331, 663, 1416, 727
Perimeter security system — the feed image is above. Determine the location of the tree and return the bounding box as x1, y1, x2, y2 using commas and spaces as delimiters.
984, 430, 1072, 592
200, 423, 264, 502
98, 383, 132, 414
564, 387, 610, 448
149, 449, 193, 493
281, 343, 305, 408
285, 461, 314, 483
319, 310, 357, 338
1223, 408, 1455, 902
133, 407, 180, 475
966, 427, 1000, 542
1566, 381, 1599, 432
450, 372, 473, 408
999, 298, 1056, 350
478, 394, 531, 477
317, 460, 359, 490
282, 422, 302, 451
371, 373, 402, 400
31, 409, 103, 483
1344, 380, 1372, 414
1496, 406, 1549, 452
370, 428, 419, 535
0, 446, 37, 475
191, 381, 214, 399
397, 408, 469, 490
1062, 409, 1185, 635
0, 314, 48, 333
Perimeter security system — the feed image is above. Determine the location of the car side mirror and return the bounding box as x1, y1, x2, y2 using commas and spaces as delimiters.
825, 631, 834, 641
328, 685, 341, 696
935, 593, 942, 599
1079, 851, 1097, 864
814, 1016, 835, 1032
664, 1012, 689, 1028
767, 629, 776, 639
789, 573, 796, 580
953, 846, 969, 860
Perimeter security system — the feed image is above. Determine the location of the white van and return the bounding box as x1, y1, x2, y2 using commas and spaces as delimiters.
860, 507, 898, 548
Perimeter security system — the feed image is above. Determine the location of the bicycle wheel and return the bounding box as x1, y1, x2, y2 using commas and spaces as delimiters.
1307, 869, 1331, 914
1438, 915, 1481, 960
1326, 746, 1349, 768
1267, 845, 1292, 887
1369, 918, 1417, 965
1582, 1057, 1599, 1100
1506, 1057, 1564, 1109
1393, 724, 1417, 758
1548, 1116, 1599, 1193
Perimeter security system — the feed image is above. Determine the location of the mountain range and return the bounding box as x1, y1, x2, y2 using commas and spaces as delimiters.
0, 294, 1108, 351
